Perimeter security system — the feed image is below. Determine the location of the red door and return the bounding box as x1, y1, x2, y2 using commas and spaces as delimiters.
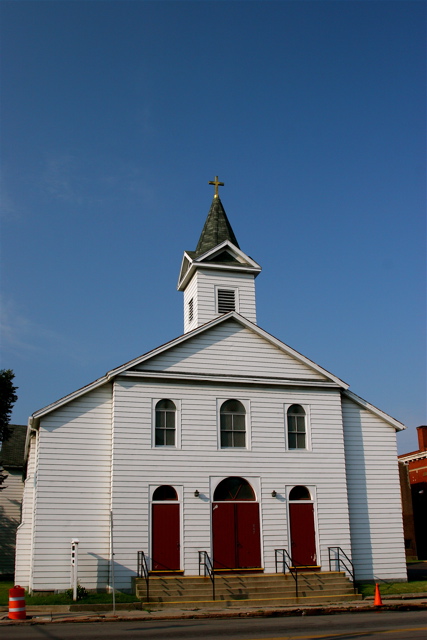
289, 502, 317, 567
212, 503, 236, 569
152, 504, 180, 571
212, 502, 261, 569
236, 503, 261, 568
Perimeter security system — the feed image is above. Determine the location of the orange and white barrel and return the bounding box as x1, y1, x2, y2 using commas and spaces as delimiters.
8, 585, 26, 620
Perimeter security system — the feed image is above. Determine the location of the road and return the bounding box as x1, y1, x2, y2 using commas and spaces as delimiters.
3, 611, 427, 639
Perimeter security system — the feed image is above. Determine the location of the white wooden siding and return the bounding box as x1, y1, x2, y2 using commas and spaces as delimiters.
183, 269, 257, 330
133, 321, 328, 381
183, 273, 198, 333
110, 378, 352, 587
342, 396, 407, 581
15, 433, 36, 587
29, 385, 113, 591
19, 336, 405, 591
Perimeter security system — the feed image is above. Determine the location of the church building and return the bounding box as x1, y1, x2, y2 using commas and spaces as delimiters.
15, 179, 407, 593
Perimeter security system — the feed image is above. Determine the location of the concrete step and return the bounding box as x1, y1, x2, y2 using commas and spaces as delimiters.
134, 572, 358, 605
136, 581, 355, 599
141, 592, 362, 609
135, 572, 351, 590
136, 590, 357, 603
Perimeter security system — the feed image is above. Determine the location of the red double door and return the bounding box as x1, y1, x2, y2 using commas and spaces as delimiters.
212, 502, 261, 570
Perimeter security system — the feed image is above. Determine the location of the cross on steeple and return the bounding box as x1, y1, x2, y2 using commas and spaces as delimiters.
209, 175, 224, 198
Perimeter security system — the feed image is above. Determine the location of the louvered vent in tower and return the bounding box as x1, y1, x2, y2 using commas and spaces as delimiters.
217, 289, 235, 313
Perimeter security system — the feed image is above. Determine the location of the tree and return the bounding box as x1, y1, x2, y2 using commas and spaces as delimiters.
0, 369, 18, 490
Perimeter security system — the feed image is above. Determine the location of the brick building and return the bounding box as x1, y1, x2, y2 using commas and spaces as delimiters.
399, 426, 427, 559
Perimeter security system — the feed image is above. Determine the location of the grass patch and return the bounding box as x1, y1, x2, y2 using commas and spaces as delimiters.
2, 575, 426, 606
0, 581, 137, 606
0, 582, 14, 606
357, 580, 427, 598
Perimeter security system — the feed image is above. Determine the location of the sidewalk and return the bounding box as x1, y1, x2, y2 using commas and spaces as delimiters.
1, 593, 427, 625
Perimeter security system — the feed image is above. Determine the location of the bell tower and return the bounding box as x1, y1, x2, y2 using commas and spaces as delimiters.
178, 177, 261, 333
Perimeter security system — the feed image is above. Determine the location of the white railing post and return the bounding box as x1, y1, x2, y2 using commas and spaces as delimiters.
70, 538, 80, 601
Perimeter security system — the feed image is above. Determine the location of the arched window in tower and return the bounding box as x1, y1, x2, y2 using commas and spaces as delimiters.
155, 399, 176, 446
220, 399, 246, 448
287, 404, 307, 449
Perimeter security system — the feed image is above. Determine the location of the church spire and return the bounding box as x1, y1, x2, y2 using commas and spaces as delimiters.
178, 178, 261, 333
195, 177, 240, 256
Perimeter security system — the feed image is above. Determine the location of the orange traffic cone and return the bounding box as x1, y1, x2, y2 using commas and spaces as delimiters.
374, 583, 383, 606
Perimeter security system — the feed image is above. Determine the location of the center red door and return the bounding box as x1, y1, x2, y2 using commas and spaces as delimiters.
212, 502, 261, 570
152, 504, 180, 571
289, 502, 317, 567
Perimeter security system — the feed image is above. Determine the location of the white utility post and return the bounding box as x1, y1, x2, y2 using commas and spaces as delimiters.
70, 538, 80, 601
110, 511, 115, 613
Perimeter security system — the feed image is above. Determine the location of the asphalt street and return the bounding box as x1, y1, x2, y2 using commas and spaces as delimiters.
3, 611, 427, 640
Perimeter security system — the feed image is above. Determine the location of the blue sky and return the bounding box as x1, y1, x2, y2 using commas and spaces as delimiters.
1, 1, 425, 454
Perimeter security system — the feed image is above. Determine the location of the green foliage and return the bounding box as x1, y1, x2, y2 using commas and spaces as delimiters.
0, 369, 18, 491
0, 581, 138, 606
65, 583, 89, 601
0, 369, 18, 442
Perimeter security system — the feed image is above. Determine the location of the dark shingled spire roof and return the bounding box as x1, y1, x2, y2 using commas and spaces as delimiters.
195, 196, 240, 256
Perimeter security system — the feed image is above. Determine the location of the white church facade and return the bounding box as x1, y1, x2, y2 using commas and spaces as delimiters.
15, 181, 407, 592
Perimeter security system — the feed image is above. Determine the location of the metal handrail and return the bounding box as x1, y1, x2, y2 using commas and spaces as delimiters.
328, 546, 356, 593
137, 551, 150, 602
275, 548, 298, 598
198, 550, 215, 601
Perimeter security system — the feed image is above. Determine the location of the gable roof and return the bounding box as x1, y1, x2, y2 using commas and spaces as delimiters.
178, 240, 261, 290
30, 313, 348, 425
28, 313, 405, 435
105, 312, 350, 387
342, 390, 405, 431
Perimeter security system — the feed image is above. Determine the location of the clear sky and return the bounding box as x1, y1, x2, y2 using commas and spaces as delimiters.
1, 1, 425, 454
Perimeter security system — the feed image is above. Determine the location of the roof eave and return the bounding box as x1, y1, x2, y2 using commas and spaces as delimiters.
342, 389, 406, 431
177, 252, 195, 289
178, 261, 261, 291
28, 312, 350, 423
194, 240, 261, 268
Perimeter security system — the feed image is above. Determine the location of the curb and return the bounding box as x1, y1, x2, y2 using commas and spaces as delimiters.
1, 600, 427, 625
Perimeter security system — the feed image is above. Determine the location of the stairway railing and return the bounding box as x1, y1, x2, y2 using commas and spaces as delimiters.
328, 546, 356, 593
137, 550, 150, 602
198, 550, 215, 601
275, 548, 298, 598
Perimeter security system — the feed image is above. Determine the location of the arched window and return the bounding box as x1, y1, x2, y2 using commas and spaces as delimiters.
214, 477, 255, 501
152, 485, 178, 501
287, 404, 306, 449
289, 485, 311, 501
220, 399, 246, 448
155, 399, 176, 446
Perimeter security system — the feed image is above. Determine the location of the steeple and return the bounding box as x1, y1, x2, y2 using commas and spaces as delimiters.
195, 195, 240, 256
178, 179, 261, 333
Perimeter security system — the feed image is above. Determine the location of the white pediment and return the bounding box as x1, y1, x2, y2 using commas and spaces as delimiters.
129, 314, 346, 386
